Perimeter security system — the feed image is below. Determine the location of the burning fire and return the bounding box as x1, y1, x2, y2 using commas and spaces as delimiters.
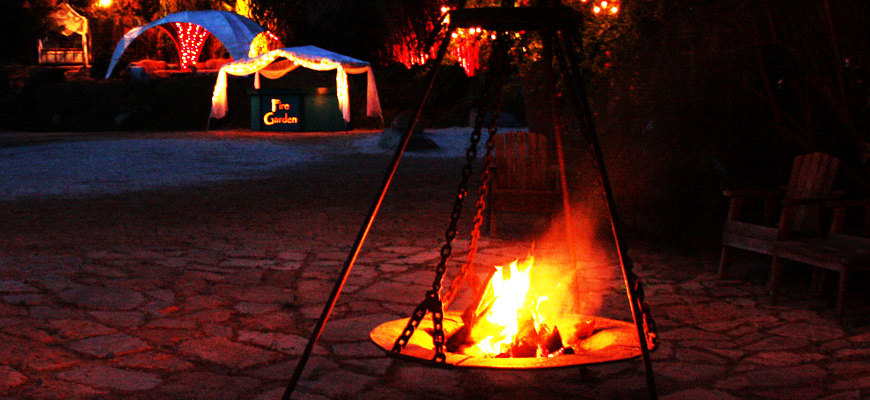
448, 257, 592, 358
465, 258, 536, 356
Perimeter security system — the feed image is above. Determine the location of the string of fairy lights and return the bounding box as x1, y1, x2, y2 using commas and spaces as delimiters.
398, 2, 619, 76
173, 22, 209, 70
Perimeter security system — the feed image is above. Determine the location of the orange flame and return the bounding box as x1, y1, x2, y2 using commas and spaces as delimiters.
462, 257, 553, 357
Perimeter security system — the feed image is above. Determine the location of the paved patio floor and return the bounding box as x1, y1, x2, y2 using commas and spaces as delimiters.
1, 131, 869, 399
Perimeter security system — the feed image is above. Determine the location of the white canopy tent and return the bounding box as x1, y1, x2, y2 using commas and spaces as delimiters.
104, 10, 266, 79
209, 46, 382, 124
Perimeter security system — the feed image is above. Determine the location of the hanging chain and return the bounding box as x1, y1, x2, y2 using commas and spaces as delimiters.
391, 30, 512, 362
441, 79, 505, 311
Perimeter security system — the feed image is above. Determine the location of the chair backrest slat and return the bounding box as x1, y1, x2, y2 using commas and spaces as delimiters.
785, 152, 840, 234
493, 131, 552, 191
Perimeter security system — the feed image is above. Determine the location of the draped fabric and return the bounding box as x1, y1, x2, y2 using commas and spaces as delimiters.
49, 3, 88, 36
46, 3, 89, 68
209, 46, 382, 124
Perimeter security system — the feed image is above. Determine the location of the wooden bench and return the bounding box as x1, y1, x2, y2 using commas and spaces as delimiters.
719, 153, 841, 279
770, 199, 870, 322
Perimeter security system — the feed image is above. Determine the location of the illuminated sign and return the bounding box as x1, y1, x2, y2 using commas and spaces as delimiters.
250, 88, 344, 132
257, 95, 302, 131
263, 98, 299, 126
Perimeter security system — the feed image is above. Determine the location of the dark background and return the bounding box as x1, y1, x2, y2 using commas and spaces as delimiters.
1, 0, 868, 250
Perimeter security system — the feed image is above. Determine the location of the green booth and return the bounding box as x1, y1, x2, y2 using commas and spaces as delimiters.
249, 88, 346, 132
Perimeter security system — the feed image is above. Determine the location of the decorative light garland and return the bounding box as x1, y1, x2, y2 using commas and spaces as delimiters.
248, 31, 282, 58
390, 2, 620, 76
173, 22, 209, 70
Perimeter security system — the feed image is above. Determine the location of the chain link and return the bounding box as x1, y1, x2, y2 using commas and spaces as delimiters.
391, 31, 511, 362
441, 98, 502, 310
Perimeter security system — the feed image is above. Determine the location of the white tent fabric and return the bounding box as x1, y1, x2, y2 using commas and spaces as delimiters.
46, 3, 89, 68
209, 46, 382, 124
104, 10, 265, 79
49, 3, 88, 37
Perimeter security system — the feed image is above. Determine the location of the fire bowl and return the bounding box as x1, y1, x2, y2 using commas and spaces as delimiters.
370, 311, 651, 369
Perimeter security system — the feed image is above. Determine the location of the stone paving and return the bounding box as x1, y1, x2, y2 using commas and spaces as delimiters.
1, 131, 869, 399
1, 238, 870, 400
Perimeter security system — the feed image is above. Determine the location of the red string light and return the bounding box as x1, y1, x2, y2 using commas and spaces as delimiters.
173, 22, 209, 70
389, 2, 619, 76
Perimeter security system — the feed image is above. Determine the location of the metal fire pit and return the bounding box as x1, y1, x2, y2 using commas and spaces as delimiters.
370, 311, 651, 369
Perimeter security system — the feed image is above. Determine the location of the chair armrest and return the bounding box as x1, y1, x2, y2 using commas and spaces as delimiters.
722, 188, 783, 198
781, 197, 840, 207
825, 199, 870, 236
824, 199, 870, 208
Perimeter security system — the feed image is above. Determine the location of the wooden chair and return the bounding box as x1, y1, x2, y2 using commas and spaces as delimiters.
486, 131, 561, 236
770, 199, 870, 322
719, 153, 841, 279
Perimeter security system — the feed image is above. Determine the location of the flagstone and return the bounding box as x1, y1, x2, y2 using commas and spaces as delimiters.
136, 328, 199, 347
330, 341, 384, 358
145, 317, 197, 329
743, 336, 810, 352
301, 369, 377, 399
2, 319, 56, 342
239, 312, 296, 331
0, 280, 38, 293
59, 286, 144, 311
237, 330, 328, 355
831, 376, 870, 391
232, 286, 295, 303
769, 322, 845, 342
49, 319, 117, 339
0, 366, 28, 391
57, 365, 161, 391
68, 333, 150, 358
675, 348, 725, 363
29, 306, 77, 320
112, 351, 195, 372
221, 258, 275, 268
277, 250, 309, 261
156, 258, 188, 267
186, 308, 234, 324
322, 313, 402, 342
344, 358, 393, 376
3, 293, 47, 305
178, 337, 281, 368
356, 281, 428, 304
25, 346, 83, 371
235, 301, 282, 314
817, 391, 862, 400
655, 361, 727, 382
835, 348, 870, 359
89, 311, 145, 328
742, 351, 827, 366
29, 378, 107, 399
742, 364, 827, 387
661, 389, 740, 400
242, 357, 338, 381
158, 371, 262, 400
